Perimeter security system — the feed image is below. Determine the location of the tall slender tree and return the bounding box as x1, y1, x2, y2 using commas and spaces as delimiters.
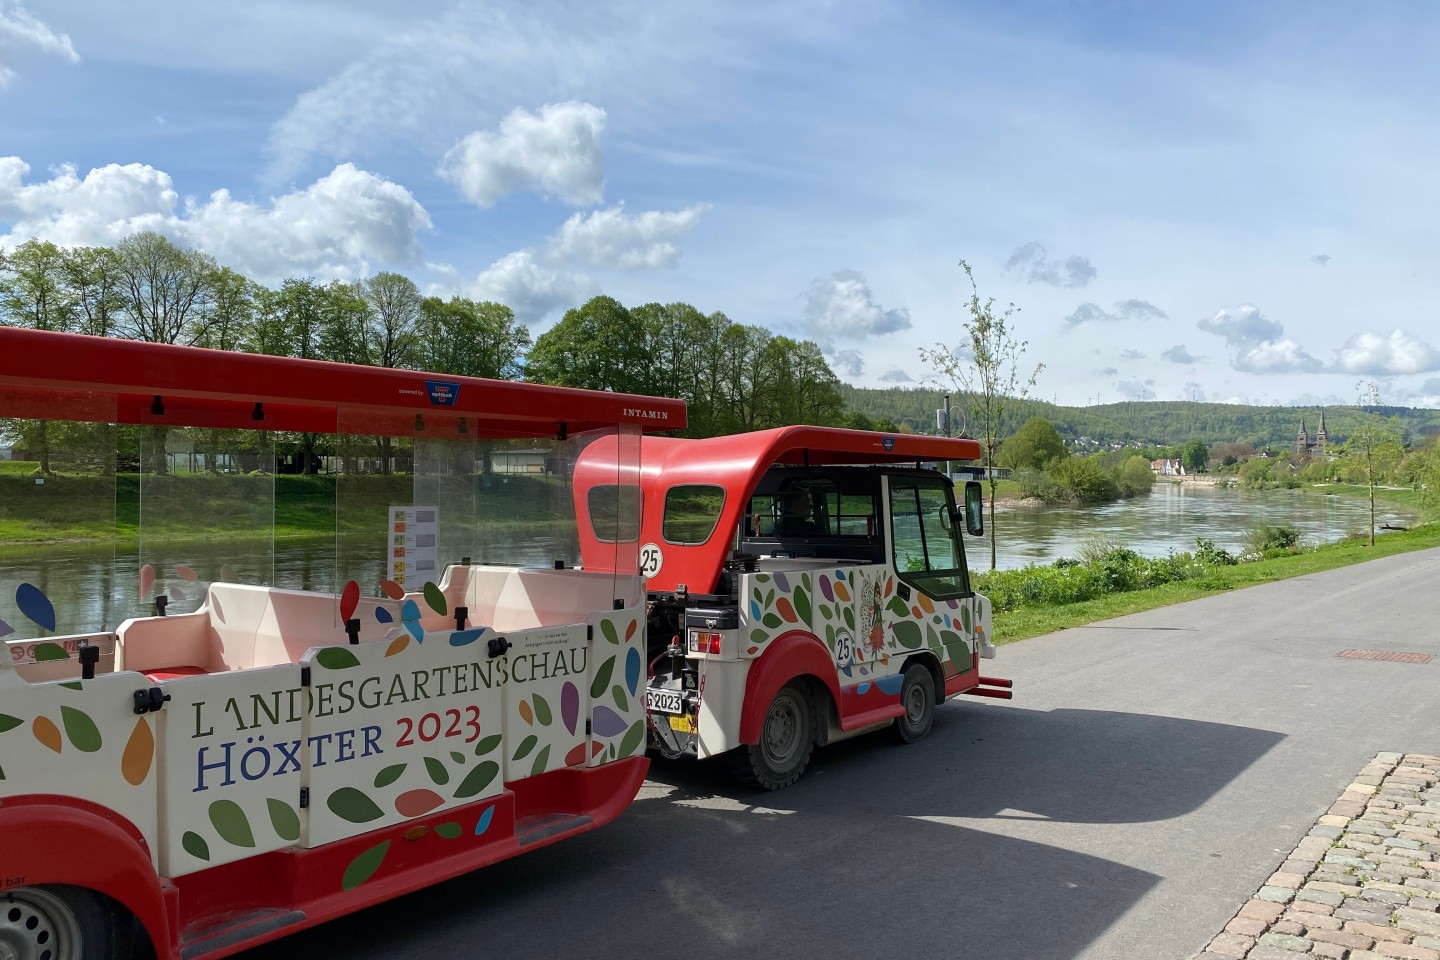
920, 260, 1043, 570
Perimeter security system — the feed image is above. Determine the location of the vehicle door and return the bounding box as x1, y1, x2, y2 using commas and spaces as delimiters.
883, 474, 975, 678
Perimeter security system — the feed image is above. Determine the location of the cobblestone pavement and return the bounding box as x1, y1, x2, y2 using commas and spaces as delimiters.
1197, 753, 1440, 960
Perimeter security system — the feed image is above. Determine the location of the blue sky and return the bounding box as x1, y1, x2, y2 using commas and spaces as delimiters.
3, 0, 1438, 409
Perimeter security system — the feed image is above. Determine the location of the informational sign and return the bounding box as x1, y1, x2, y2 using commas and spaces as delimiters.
388, 505, 438, 588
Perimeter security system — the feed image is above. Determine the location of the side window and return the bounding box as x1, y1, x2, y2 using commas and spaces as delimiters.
587, 484, 642, 543
662, 485, 726, 544
888, 477, 969, 597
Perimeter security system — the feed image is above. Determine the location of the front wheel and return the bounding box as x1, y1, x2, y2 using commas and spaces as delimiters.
731, 683, 813, 790
1, 885, 134, 960
890, 664, 937, 744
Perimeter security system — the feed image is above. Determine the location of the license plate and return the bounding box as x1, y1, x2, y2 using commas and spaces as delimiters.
668, 714, 695, 733
647, 688, 683, 715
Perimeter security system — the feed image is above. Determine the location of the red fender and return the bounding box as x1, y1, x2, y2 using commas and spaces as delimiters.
0, 795, 174, 959
737, 631, 841, 744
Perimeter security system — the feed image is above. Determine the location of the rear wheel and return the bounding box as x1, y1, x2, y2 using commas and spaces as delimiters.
890, 664, 937, 744
731, 683, 813, 790
0, 886, 133, 960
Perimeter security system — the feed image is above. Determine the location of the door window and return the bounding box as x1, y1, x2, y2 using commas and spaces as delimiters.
887, 476, 970, 598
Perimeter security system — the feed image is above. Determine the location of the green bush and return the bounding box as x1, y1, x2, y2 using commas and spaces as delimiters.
1244, 522, 1301, 555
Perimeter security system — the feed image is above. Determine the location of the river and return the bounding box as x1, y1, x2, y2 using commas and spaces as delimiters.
0, 484, 1416, 638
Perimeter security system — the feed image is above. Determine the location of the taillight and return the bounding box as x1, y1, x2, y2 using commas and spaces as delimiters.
687, 630, 724, 656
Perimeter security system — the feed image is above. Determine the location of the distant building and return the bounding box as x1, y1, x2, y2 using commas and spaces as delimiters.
1150, 458, 1185, 476
1296, 412, 1327, 459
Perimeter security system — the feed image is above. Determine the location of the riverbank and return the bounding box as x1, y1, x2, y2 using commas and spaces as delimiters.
989, 517, 1440, 644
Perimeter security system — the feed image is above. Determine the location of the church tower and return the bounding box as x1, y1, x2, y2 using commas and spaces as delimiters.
1296, 416, 1307, 458
1316, 410, 1327, 459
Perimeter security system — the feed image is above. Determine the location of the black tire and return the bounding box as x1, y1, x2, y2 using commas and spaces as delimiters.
1, 885, 135, 960
891, 663, 937, 744
731, 683, 814, 790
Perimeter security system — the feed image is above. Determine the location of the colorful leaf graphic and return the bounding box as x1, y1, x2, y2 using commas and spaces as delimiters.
454, 761, 499, 799
60, 706, 101, 752
32, 716, 61, 753
617, 720, 645, 757
960, 605, 972, 633
0, 714, 22, 734
384, 634, 409, 657
625, 646, 641, 696
435, 822, 463, 839
450, 750, 465, 765
15, 581, 55, 633
474, 806, 495, 836
378, 579, 405, 600
518, 700, 533, 726
374, 763, 406, 788
624, 618, 637, 642
449, 629, 482, 647
0, 618, 13, 639
208, 799, 255, 847
342, 841, 389, 890
33, 642, 68, 662
404, 618, 424, 644
892, 621, 923, 650
761, 613, 782, 629
267, 798, 300, 841
328, 787, 384, 823
423, 582, 447, 616
532, 694, 552, 726
513, 734, 537, 760
776, 597, 797, 623
315, 647, 360, 670
886, 596, 910, 618
182, 831, 210, 862
565, 743, 588, 767
530, 744, 552, 777
590, 656, 615, 699
395, 788, 444, 817
424, 756, 450, 785
833, 581, 851, 603
794, 585, 811, 623
340, 580, 360, 623
175, 564, 199, 581
611, 684, 629, 713
591, 705, 627, 738
819, 575, 834, 602
473, 734, 502, 757
400, 599, 421, 622
600, 619, 619, 645
561, 682, 579, 736
375, 607, 394, 624
917, 593, 935, 615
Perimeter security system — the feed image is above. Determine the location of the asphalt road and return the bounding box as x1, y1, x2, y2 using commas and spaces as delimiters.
244, 545, 1440, 960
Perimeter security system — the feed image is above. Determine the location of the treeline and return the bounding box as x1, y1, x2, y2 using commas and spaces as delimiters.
842, 386, 1440, 449
997, 417, 1156, 504
0, 233, 857, 440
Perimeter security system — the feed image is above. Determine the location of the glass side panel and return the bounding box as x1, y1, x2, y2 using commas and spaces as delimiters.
0, 386, 120, 644
888, 475, 969, 598
135, 418, 276, 617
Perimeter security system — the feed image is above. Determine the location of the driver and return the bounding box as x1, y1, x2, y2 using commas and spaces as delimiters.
775, 489, 819, 536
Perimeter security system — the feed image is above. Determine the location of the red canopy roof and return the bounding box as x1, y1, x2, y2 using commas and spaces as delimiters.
0, 329, 686, 436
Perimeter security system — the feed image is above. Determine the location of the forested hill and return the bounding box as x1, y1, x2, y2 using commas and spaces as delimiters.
838, 385, 1440, 448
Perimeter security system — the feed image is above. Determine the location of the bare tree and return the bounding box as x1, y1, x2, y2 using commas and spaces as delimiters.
113, 232, 218, 345
1345, 381, 1402, 546
920, 260, 1043, 570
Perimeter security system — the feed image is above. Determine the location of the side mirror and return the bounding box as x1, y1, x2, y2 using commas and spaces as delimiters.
964, 481, 984, 537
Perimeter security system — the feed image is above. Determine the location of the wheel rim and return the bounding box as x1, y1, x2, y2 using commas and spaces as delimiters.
761, 694, 804, 769
904, 681, 928, 726
1, 889, 81, 960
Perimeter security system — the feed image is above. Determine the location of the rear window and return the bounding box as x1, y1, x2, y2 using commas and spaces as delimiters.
587, 484, 642, 543
663, 484, 726, 544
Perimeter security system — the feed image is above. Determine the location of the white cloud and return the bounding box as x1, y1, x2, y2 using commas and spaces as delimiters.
1197, 303, 1323, 374
831, 349, 864, 377
1119, 349, 1145, 360
1004, 242, 1096, 288
465, 250, 596, 325
0, 158, 432, 282
547, 203, 708, 270
1065, 298, 1165, 327
0, 1, 78, 86
1161, 344, 1200, 364
1311, 254, 1331, 266
1098, 366, 1118, 376
1115, 379, 1156, 401
439, 102, 607, 208
879, 368, 914, 383
803, 269, 910, 350
1332, 329, 1440, 376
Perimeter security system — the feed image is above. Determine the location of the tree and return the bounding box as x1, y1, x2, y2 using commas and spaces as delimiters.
1343, 381, 1404, 546
416, 296, 529, 381
113, 232, 219, 345
1182, 439, 1209, 474
1116, 455, 1157, 497
527, 296, 652, 395
0, 239, 75, 332
920, 260, 1042, 570
360, 272, 422, 370
997, 416, 1066, 471
61, 246, 125, 337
